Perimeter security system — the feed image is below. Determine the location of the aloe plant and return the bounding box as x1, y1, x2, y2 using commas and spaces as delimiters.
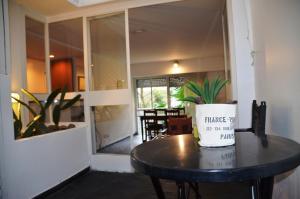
20, 88, 61, 123
12, 104, 44, 138
52, 87, 81, 128
11, 87, 80, 138
180, 77, 228, 104
12, 107, 22, 138
11, 88, 61, 137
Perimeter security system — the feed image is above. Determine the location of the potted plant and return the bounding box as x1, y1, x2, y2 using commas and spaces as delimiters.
12, 87, 81, 139
180, 77, 236, 147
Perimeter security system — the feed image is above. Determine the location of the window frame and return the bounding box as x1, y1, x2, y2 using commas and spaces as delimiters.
135, 75, 186, 110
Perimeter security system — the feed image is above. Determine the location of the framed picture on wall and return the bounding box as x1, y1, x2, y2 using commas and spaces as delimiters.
78, 76, 85, 91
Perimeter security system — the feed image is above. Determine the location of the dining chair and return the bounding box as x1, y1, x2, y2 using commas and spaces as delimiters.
235, 100, 267, 199
164, 117, 201, 199
235, 100, 267, 137
164, 109, 180, 116
167, 117, 192, 135
155, 108, 166, 116
144, 110, 163, 140
174, 107, 186, 115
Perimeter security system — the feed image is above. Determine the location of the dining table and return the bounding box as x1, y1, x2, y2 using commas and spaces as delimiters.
130, 132, 300, 199
139, 115, 187, 142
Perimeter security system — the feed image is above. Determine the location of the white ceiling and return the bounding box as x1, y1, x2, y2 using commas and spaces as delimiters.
16, 0, 79, 16
23, 0, 226, 66
15, 0, 124, 16
129, 0, 225, 64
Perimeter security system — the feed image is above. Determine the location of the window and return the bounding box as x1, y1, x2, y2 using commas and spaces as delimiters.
136, 79, 152, 108
151, 78, 168, 108
25, 17, 47, 93
169, 77, 186, 108
136, 76, 185, 109
49, 18, 84, 92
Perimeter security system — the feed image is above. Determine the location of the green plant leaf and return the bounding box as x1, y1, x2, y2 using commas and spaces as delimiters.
171, 87, 185, 100
180, 96, 199, 104
183, 77, 228, 104
185, 81, 204, 98
12, 97, 37, 116
203, 78, 211, 103
61, 94, 81, 110
59, 86, 67, 107
45, 88, 61, 109
21, 89, 44, 110
52, 105, 61, 127
209, 78, 218, 103
213, 79, 228, 103
12, 109, 18, 120
23, 114, 42, 138
13, 110, 22, 138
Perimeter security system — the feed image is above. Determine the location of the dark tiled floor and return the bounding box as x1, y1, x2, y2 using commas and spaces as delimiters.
44, 171, 251, 199
98, 133, 142, 155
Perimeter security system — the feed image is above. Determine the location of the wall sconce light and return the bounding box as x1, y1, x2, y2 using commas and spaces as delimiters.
49, 54, 55, 58
173, 60, 179, 68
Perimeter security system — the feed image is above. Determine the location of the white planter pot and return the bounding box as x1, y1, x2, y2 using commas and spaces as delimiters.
195, 104, 237, 147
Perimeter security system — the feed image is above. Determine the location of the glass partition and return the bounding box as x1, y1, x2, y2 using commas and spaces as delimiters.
91, 105, 132, 154
28, 101, 50, 123
49, 18, 84, 92
89, 13, 128, 91
59, 99, 85, 122
25, 17, 47, 93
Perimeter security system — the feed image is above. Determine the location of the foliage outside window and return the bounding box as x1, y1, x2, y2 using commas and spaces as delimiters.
136, 76, 185, 109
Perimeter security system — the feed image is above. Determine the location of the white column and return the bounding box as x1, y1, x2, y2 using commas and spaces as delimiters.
227, 0, 256, 128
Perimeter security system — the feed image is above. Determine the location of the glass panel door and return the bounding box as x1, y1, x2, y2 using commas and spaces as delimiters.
89, 13, 128, 91
88, 12, 132, 156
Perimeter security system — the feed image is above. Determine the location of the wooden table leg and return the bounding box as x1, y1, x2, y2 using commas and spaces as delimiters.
150, 177, 165, 199
253, 177, 274, 199
176, 182, 186, 199
189, 182, 201, 199
141, 118, 145, 142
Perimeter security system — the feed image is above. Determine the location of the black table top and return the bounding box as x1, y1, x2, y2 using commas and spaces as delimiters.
131, 133, 300, 182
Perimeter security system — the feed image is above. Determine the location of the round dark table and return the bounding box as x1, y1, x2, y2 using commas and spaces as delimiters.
131, 133, 300, 199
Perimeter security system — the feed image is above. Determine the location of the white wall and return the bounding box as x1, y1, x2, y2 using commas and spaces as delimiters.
250, 0, 300, 198
0, 0, 6, 75
0, 75, 11, 199
0, 0, 10, 198
1, 1, 91, 198
2, 125, 89, 199
131, 56, 224, 78
226, 0, 255, 128
9, 1, 27, 92
91, 52, 128, 90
